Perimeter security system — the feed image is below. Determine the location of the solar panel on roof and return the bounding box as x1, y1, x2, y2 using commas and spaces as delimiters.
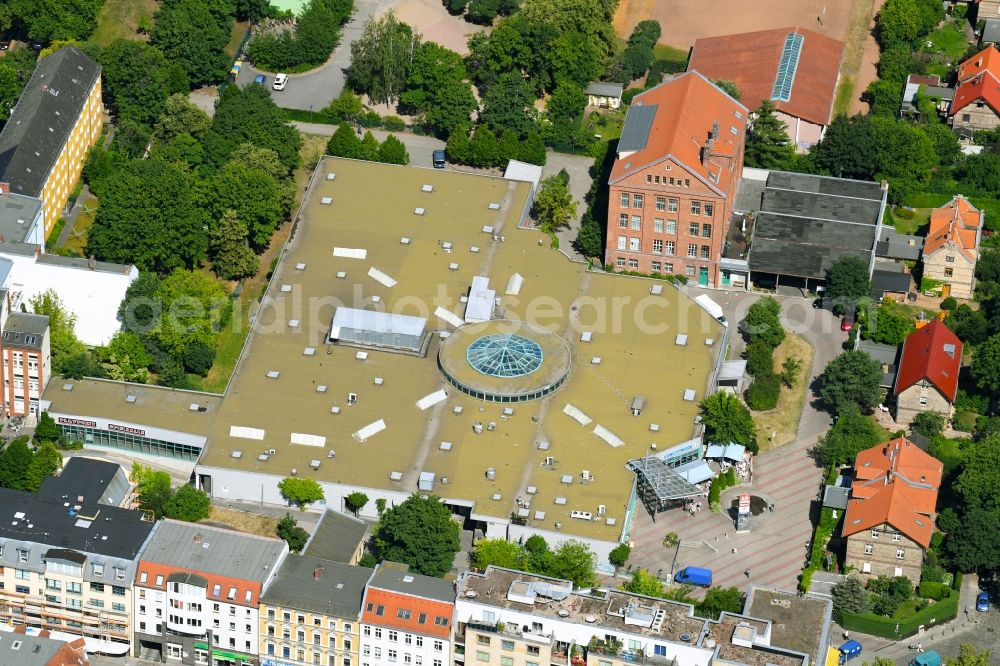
770, 32, 804, 103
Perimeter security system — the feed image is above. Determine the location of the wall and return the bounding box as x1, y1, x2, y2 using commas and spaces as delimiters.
894, 382, 952, 428
259, 604, 360, 666
844, 528, 923, 584
923, 247, 975, 299
951, 102, 1000, 132
775, 111, 824, 151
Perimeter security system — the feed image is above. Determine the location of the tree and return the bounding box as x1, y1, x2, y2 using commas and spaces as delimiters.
622, 568, 665, 597
87, 158, 207, 274
545, 80, 586, 144
400, 42, 477, 136
713, 80, 740, 100
348, 11, 420, 105
532, 174, 577, 232
0, 438, 34, 491
745, 100, 795, 169
746, 371, 781, 411
744, 296, 785, 348
98, 40, 188, 127
468, 126, 500, 167
479, 72, 536, 138
154, 93, 212, 144
327, 123, 364, 159
183, 341, 216, 376
8, 0, 104, 41
164, 484, 211, 521
470, 538, 525, 570
0, 50, 37, 125
519, 130, 547, 166
377, 134, 410, 165
745, 337, 775, 377
204, 84, 302, 173
210, 159, 291, 249
277, 513, 310, 552
246, 0, 349, 71
465, 17, 534, 92
374, 495, 460, 577
111, 118, 153, 158
700, 392, 758, 452
780, 357, 801, 389
25, 443, 62, 492
445, 126, 471, 163
608, 543, 631, 569
826, 256, 872, 310
831, 575, 872, 614
575, 212, 603, 258
278, 477, 325, 509
912, 411, 946, 438
345, 491, 369, 516
944, 645, 992, 666
30, 289, 86, 374
101, 330, 153, 383
153, 269, 229, 358
820, 350, 883, 413
236, 0, 270, 21
360, 131, 380, 161
135, 466, 173, 519
33, 412, 62, 444
863, 302, 913, 346
814, 404, 886, 467
210, 209, 260, 280
696, 587, 743, 620
547, 539, 596, 587
946, 304, 989, 346
152, 0, 234, 86
953, 433, 1000, 512
972, 333, 1000, 401
877, 0, 920, 49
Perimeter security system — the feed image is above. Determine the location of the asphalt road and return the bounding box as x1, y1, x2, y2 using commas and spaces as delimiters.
235, 0, 383, 111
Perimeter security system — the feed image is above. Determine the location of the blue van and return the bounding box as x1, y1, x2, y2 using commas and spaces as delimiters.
674, 567, 712, 587
838, 640, 862, 664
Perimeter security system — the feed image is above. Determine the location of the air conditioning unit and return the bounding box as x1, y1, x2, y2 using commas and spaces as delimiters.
268, 449, 276, 456
597, 504, 606, 517
544, 456, 555, 466
348, 393, 358, 405
582, 470, 592, 481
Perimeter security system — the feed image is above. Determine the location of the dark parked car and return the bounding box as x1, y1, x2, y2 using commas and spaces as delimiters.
977, 591, 990, 612
254, 74, 266, 86
432, 149, 446, 168
841, 313, 855, 332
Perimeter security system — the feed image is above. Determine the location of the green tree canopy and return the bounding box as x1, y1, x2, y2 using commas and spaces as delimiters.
972, 333, 1000, 399
745, 100, 795, 170
99, 40, 188, 127
164, 484, 211, 521
33, 412, 62, 445
546, 539, 596, 587
210, 209, 260, 280
87, 158, 208, 273
826, 256, 872, 308
278, 477, 325, 508
479, 71, 537, 138
377, 134, 410, 165
209, 158, 292, 249
831, 575, 872, 614
374, 495, 460, 577
700, 392, 758, 453
470, 538, 526, 570
30, 289, 86, 374
575, 212, 603, 258
345, 491, 369, 516
277, 513, 310, 552
813, 404, 886, 466
696, 587, 743, 620
622, 568, 665, 597
0, 438, 35, 491
400, 42, 477, 136
532, 174, 577, 233
327, 123, 364, 159
819, 349, 884, 413
204, 84, 302, 173
349, 11, 420, 105
744, 296, 785, 348
9, 0, 104, 41
863, 302, 913, 346
152, 0, 235, 86
608, 543, 631, 568
154, 93, 213, 144
0, 49, 37, 125
25, 443, 63, 492
943, 645, 991, 666
134, 465, 174, 519
153, 269, 229, 358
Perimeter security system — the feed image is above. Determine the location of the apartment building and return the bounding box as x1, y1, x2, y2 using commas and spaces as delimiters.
259, 555, 373, 666
605, 71, 747, 287
842, 438, 943, 584
0, 457, 152, 656
359, 563, 454, 666
132, 520, 288, 665
1, 312, 51, 418
0, 626, 89, 665
0, 46, 102, 236
453, 566, 811, 666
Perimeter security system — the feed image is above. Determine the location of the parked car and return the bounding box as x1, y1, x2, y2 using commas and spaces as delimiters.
432, 149, 446, 169
272, 73, 288, 91
838, 640, 862, 664
977, 591, 990, 612
841, 313, 855, 332
908, 651, 941, 666
0, 31, 13, 50
673, 567, 712, 587
254, 74, 266, 86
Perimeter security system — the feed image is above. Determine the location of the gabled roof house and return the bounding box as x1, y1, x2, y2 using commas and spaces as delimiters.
893, 319, 962, 427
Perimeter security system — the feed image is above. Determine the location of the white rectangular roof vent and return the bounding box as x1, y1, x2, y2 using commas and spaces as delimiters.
288, 319, 300, 328
374, 377, 384, 385
488, 202, 500, 210
353, 419, 387, 442
336, 271, 347, 279
316, 385, 327, 393
534, 510, 546, 520
291, 433, 326, 447
442, 241, 453, 251
330, 406, 341, 414
62, 383, 73, 391
320, 197, 333, 205
675, 334, 688, 346
417, 389, 448, 410
580, 331, 592, 342
439, 441, 452, 451
266, 370, 280, 379
368, 267, 397, 288
683, 389, 696, 401
526, 486, 537, 494
561, 475, 573, 484
554, 497, 567, 505
470, 246, 480, 253
449, 262, 459, 271
310, 460, 321, 470
356, 351, 368, 360
189, 403, 201, 411
650, 284, 663, 295
372, 295, 381, 303
230, 426, 265, 440
506, 273, 523, 296
333, 247, 367, 260
296, 262, 306, 270
482, 225, 494, 234
280, 284, 292, 292
125, 394, 137, 403
705, 338, 714, 345
421, 184, 434, 192
389, 471, 403, 481
592, 356, 602, 365
304, 347, 316, 356
231, 450, 243, 459
414, 207, 425, 215
563, 403, 592, 426
325, 173, 336, 180
400, 237, 411, 244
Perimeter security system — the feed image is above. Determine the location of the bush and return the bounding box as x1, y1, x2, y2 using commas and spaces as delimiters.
940, 296, 957, 311
955, 389, 989, 413
247, 0, 353, 72
746, 372, 780, 411
953, 3, 968, 19
836, 590, 958, 638
953, 411, 978, 432
745, 338, 774, 377
799, 569, 813, 593
918, 581, 948, 600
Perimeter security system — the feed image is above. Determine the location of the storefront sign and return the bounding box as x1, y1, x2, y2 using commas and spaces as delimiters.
108, 423, 145, 436
57, 417, 97, 427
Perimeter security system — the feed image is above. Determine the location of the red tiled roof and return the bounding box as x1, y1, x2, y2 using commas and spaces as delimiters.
135, 561, 264, 607
609, 71, 747, 190
687, 27, 845, 125
950, 70, 1000, 116
957, 45, 1000, 83
361, 588, 453, 639
893, 319, 963, 401
842, 438, 942, 548
924, 195, 981, 261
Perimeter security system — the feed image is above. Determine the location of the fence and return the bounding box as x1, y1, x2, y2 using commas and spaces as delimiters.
835, 589, 959, 639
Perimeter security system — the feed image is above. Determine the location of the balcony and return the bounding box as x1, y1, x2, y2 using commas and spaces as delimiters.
586, 644, 678, 666
465, 621, 552, 646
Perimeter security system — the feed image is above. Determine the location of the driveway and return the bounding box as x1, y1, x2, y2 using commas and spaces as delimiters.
625, 289, 844, 593
236, 0, 384, 111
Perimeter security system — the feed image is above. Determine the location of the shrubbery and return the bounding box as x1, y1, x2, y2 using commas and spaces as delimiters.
247, 0, 354, 72
746, 372, 781, 410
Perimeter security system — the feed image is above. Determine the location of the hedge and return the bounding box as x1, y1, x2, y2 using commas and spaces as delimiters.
746, 372, 780, 410
835, 590, 959, 639
918, 581, 949, 601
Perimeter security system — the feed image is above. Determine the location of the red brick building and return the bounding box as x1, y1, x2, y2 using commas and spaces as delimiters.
1, 312, 50, 418
605, 72, 747, 287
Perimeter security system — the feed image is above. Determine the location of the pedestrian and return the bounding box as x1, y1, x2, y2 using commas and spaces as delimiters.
744, 569, 751, 578
917, 642, 923, 653
843, 631, 849, 640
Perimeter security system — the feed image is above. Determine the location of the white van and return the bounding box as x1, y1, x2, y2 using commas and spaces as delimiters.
272, 73, 288, 91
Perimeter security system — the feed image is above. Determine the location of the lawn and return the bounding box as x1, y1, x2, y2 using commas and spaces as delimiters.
91, 0, 158, 48
61, 194, 99, 256
890, 207, 931, 236
920, 19, 971, 63
652, 44, 689, 70
751, 333, 814, 450
585, 109, 626, 143
201, 506, 279, 537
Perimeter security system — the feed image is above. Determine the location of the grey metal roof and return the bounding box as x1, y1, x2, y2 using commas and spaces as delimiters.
2, 312, 48, 350
858, 340, 899, 366
0, 46, 101, 198
748, 172, 883, 279
37, 457, 130, 507
585, 82, 624, 97
876, 228, 923, 260
0, 192, 42, 244
140, 520, 286, 583
735, 177, 767, 212
0, 631, 66, 665
984, 18, 1000, 44
618, 104, 658, 153
262, 555, 372, 618
822, 485, 848, 510
871, 269, 911, 295
303, 509, 367, 563
370, 562, 455, 603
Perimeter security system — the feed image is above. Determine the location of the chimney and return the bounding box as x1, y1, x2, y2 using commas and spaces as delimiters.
701, 138, 714, 167
711, 121, 720, 139
0, 182, 9, 196
313, 566, 324, 580
880, 179, 889, 191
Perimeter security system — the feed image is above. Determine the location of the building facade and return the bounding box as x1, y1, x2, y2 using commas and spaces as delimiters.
605, 72, 747, 287
359, 563, 454, 666
922, 195, 982, 299
259, 556, 372, 666
0, 458, 152, 655
132, 520, 288, 666
841, 438, 942, 585
0, 46, 102, 235
893, 319, 962, 428
1, 312, 51, 417
949, 46, 1000, 131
